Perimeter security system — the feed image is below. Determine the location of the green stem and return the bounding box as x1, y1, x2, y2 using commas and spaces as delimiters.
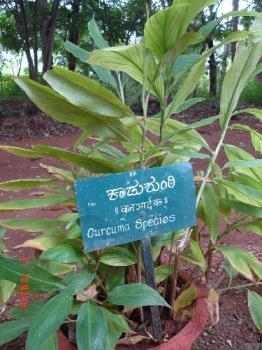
117, 72, 125, 103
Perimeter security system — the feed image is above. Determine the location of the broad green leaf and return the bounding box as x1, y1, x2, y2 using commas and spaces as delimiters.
64, 41, 118, 89
240, 108, 262, 121
14, 77, 126, 141
201, 184, 219, 244
64, 270, 95, 293
64, 40, 89, 61
182, 240, 206, 272
105, 268, 125, 291
144, 1, 213, 59
76, 301, 108, 350
248, 290, 262, 333
100, 246, 136, 266
26, 291, 73, 350
41, 164, 74, 182
16, 236, 64, 251
102, 308, 131, 333
0, 196, 70, 211
217, 246, 262, 281
224, 144, 262, 182
35, 334, 58, 350
40, 242, 85, 263
165, 57, 206, 120
174, 283, 198, 313
224, 160, 262, 169
154, 264, 174, 284
217, 179, 262, 208
8, 300, 45, 321
0, 257, 67, 292
0, 218, 64, 235
44, 67, 133, 118
0, 145, 41, 158
237, 221, 262, 235
173, 97, 205, 114
107, 283, 170, 308
223, 260, 238, 281
33, 145, 125, 173
231, 124, 262, 153
88, 44, 164, 100
37, 260, 75, 276
0, 279, 16, 304
88, 17, 108, 49
220, 37, 262, 129
0, 179, 55, 192
0, 320, 29, 345
106, 332, 121, 350
172, 54, 201, 79
219, 198, 262, 218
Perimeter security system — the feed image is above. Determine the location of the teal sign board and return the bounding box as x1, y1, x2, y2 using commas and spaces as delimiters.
75, 163, 196, 252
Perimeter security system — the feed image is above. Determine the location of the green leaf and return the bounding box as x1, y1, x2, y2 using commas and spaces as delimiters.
239, 108, 262, 121
0, 257, 67, 292
26, 291, 73, 350
105, 268, 125, 291
0, 196, 70, 211
0, 179, 55, 192
88, 44, 164, 100
0, 218, 64, 235
100, 246, 136, 266
154, 265, 174, 284
76, 301, 108, 350
248, 290, 262, 333
217, 179, 262, 208
8, 300, 45, 321
102, 308, 131, 333
201, 184, 219, 244
220, 36, 262, 129
0, 279, 16, 304
37, 260, 75, 276
64, 270, 95, 293
88, 17, 108, 49
44, 67, 133, 118
223, 260, 238, 280
172, 54, 201, 79
144, 1, 214, 59
224, 160, 262, 169
35, 334, 58, 350
174, 283, 198, 313
231, 124, 262, 153
107, 283, 170, 308
33, 145, 124, 173
64, 41, 89, 62
64, 41, 118, 90
217, 246, 262, 281
182, 240, 206, 272
219, 198, 262, 218
15, 236, 64, 251
0, 145, 41, 158
173, 97, 205, 114
14, 77, 126, 141
237, 220, 262, 235
165, 57, 206, 120
40, 242, 85, 263
0, 320, 29, 346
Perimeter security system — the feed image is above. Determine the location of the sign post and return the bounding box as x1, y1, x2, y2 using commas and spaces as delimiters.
75, 163, 196, 340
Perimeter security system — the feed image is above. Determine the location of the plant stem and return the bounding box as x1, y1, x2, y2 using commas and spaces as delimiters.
196, 118, 230, 208
218, 281, 262, 293
117, 72, 125, 103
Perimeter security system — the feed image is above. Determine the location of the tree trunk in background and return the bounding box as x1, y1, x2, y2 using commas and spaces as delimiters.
13, 0, 38, 80
38, 0, 60, 74
68, 0, 81, 71
207, 38, 217, 97
231, 0, 239, 61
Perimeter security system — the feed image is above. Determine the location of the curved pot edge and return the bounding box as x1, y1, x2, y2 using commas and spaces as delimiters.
150, 296, 209, 350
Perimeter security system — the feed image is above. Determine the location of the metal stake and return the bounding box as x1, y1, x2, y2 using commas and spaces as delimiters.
141, 238, 162, 341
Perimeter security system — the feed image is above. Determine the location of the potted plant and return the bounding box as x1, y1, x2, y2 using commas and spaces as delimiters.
0, 1, 261, 349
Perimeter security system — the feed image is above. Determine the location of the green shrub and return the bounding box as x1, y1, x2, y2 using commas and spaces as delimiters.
241, 79, 262, 105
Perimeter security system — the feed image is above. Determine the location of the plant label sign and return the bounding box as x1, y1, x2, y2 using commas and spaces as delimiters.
75, 163, 196, 252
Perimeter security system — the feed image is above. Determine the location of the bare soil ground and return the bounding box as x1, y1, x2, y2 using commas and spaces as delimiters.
0, 100, 261, 349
